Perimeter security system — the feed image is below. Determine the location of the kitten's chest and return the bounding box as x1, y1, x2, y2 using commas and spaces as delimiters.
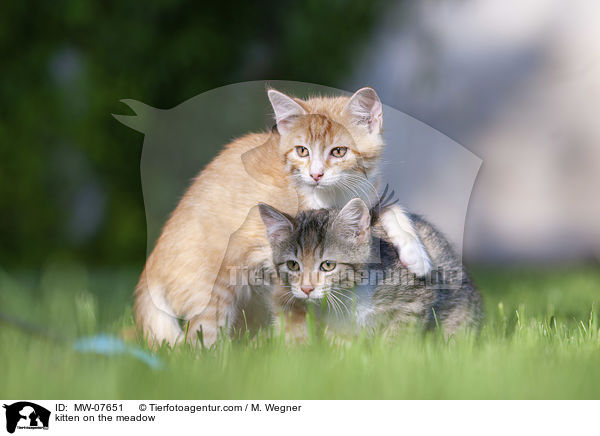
352, 284, 379, 327
322, 284, 379, 330
299, 186, 374, 210
301, 192, 330, 209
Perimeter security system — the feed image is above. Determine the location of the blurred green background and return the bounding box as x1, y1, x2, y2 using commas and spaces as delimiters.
4, 1, 599, 269
0, 0, 389, 268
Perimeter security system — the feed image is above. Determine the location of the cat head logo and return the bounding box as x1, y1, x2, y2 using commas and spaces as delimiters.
3, 402, 50, 434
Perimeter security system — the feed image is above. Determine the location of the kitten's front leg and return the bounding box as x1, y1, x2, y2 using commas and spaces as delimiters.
185, 276, 237, 347
380, 205, 432, 276
271, 285, 309, 344
272, 311, 309, 344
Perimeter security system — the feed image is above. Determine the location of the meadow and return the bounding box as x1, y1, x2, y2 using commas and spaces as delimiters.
1, 261, 599, 399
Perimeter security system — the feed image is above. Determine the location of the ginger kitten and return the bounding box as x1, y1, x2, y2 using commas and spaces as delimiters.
134, 87, 431, 346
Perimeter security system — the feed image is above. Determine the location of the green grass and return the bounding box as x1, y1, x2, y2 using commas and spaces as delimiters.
1, 261, 599, 399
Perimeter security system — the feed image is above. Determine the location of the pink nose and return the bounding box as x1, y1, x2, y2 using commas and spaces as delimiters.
301, 286, 314, 295
311, 172, 323, 182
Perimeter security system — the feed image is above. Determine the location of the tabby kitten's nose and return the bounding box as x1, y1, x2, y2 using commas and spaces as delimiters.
310, 172, 323, 182
301, 286, 314, 295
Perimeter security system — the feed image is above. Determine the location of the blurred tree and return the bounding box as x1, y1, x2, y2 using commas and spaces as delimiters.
0, 0, 393, 267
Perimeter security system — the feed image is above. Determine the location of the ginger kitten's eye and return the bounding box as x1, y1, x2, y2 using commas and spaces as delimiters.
295, 146, 309, 157
286, 260, 300, 271
320, 260, 336, 272
331, 147, 347, 158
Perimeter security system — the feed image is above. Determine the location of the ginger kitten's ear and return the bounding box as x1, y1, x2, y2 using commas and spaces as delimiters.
343, 87, 383, 134
258, 203, 294, 244
267, 89, 307, 135
333, 198, 371, 242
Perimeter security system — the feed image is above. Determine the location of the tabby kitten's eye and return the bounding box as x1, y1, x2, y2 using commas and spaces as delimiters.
286, 260, 300, 271
320, 260, 337, 272
330, 147, 347, 158
295, 146, 309, 157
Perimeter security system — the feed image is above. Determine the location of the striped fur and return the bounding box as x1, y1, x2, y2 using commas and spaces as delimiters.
261, 199, 484, 338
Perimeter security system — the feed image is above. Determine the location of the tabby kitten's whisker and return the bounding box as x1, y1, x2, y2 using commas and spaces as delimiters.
330, 291, 351, 315
327, 292, 348, 318
281, 291, 296, 312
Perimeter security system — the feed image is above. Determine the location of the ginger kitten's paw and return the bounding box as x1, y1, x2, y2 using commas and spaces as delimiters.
380, 205, 432, 277
395, 236, 432, 277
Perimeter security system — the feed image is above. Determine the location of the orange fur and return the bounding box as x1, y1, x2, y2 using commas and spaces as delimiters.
134, 88, 402, 346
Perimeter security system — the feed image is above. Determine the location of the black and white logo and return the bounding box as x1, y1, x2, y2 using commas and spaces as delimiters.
3, 402, 50, 434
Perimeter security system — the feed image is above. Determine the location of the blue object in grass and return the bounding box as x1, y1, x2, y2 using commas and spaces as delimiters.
73, 334, 162, 370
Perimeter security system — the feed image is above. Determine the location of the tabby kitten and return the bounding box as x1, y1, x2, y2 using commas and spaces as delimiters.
135, 87, 432, 346
259, 198, 483, 337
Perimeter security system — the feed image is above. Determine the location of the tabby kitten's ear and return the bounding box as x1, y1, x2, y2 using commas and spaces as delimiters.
258, 203, 294, 244
267, 89, 307, 135
333, 198, 371, 242
343, 87, 383, 134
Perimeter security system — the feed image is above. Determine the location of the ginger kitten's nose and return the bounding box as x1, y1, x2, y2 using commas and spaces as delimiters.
310, 172, 323, 182
301, 286, 314, 295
